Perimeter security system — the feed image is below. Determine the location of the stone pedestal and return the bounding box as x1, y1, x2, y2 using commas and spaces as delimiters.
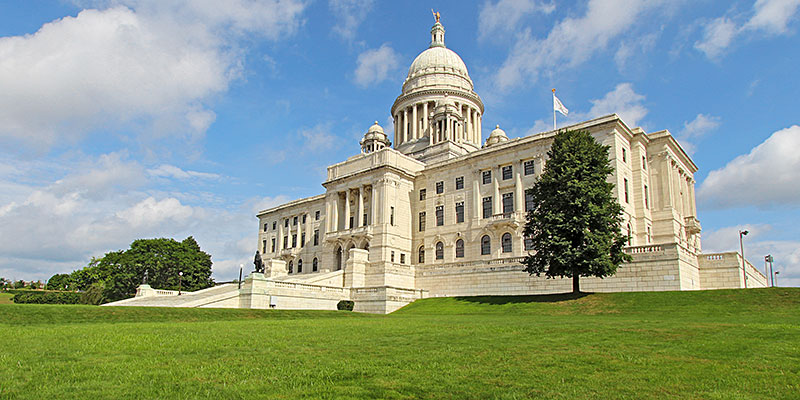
238, 272, 270, 309
265, 259, 288, 278
135, 284, 156, 297
344, 248, 368, 288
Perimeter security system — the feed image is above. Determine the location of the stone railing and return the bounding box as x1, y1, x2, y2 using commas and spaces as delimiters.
624, 244, 664, 254
419, 256, 526, 270
326, 225, 373, 240
270, 280, 349, 295
154, 290, 180, 296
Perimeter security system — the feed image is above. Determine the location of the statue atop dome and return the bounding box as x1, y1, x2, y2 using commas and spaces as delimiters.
431, 9, 440, 23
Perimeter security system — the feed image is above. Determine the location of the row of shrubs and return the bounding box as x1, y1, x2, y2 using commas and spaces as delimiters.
11, 291, 94, 305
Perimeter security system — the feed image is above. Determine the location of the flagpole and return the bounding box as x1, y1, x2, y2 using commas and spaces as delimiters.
552, 89, 557, 130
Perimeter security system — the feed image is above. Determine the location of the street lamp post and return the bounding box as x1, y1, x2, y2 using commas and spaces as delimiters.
178, 271, 183, 295
739, 230, 749, 288
765, 255, 774, 287
774, 271, 780, 287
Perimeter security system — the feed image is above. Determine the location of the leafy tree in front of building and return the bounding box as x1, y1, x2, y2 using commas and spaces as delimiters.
46, 273, 74, 291
523, 130, 631, 294
70, 236, 214, 303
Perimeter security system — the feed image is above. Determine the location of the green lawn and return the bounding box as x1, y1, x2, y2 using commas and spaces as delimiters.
1, 288, 798, 399
0, 292, 12, 305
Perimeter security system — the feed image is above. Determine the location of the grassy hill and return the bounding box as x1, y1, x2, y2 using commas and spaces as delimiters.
1, 288, 798, 399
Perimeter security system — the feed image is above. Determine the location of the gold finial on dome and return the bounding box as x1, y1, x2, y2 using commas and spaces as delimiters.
431, 9, 440, 23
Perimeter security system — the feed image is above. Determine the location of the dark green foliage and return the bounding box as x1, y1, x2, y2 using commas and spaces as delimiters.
81, 282, 106, 305
523, 130, 632, 293
67, 236, 214, 303
14, 280, 25, 289
11, 291, 83, 304
337, 300, 355, 311
46, 273, 73, 291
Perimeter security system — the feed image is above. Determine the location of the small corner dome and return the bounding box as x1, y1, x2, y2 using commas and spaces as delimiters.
485, 125, 509, 147
368, 121, 384, 134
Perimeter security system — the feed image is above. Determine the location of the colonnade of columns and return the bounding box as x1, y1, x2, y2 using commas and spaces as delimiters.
327, 185, 374, 232
393, 101, 481, 147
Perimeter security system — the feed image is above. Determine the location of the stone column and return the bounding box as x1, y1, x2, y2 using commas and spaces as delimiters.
296, 214, 302, 248
344, 189, 351, 229
403, 108, 409, 145
412, 103, 418, 140
515, 168, 523, 214
467, 107, 473, 144
423, 102, 429, 137
367, 185, 373, 225
393, 114, 398, 146
357, 186, 363, 227
493, 170, 501, 215
332, 194, 339, 231
473, 174, 480, 220
277, 218, 283, 249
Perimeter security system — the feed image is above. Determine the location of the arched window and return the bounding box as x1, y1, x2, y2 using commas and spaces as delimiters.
455, 239, 464, 258
297, 259, 303, 273
502, 233, 512, 253
435, 241, 444, 260
418, 246, 425, 264
481, 235, 491, 255
312, 258, 318, 272
335, 247, 343, 271
288, 260, 293, 274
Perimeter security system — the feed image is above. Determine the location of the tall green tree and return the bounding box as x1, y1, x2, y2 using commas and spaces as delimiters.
46, 273, 74, 291
523, 130, 631, 294
68, 237, 214, 302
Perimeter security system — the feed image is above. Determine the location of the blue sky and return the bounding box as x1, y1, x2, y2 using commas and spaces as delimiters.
1, 0, 798, 287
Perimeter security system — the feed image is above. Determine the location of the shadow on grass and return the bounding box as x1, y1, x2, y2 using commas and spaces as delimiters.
453, 292, 592, 305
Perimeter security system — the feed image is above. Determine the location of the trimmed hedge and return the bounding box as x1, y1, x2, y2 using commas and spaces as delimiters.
337, 300, 354, 311
12, 291, 83, 305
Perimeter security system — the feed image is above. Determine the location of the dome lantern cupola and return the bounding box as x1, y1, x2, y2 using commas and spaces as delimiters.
360, 121, 391, 154
430, 22, 445, 48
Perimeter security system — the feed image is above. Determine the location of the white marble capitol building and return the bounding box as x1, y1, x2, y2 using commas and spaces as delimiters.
113, 19, 767, 313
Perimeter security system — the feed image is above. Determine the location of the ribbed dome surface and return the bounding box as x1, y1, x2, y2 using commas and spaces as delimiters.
407, 47, 470, 81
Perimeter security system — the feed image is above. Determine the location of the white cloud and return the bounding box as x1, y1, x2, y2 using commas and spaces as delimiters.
699, 125, 800, 208
116, 196, 196, 228
702, 224, 800, 287
353, 43, 400, 87
694, 17, 738, 59
676, 113, 721, 155
695, 0, 800, 59
478, 0, 555, 41
494, 0, 669, 91
300, 123, 338, 153
0, 1, 307, 148
587, 83, 648, 128
329, 0, 374, 41
614, 33, 659, 71
148, 164, 221, 180
745, 0, 800, 34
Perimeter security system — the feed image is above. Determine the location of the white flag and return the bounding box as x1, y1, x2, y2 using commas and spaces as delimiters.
553, 93, 569, 116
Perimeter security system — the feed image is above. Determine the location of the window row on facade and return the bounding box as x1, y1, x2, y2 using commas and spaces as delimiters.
419, 159, 538, 201
262, 210, 322, 232
418, 232, 533, 263
287, 257, 319, 274
418, 192, 535, 231
262, 229, 321, 253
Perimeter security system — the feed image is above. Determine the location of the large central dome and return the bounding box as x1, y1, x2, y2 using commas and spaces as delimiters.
400, 21, 474, 94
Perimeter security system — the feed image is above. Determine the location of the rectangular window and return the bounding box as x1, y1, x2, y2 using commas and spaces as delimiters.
271, 238, 276, 252
390, 207, 395, 226
455, 176, 464, 190
293, 216, 297, 226
292, 234, 297, 248
419, 189, 426, 201
419, 212, 426, 231
391, 251, 395, 262
436, 205, 444, 226
400, 253, 406, 264
502, 165, 512, 180
642, 156, 647, 170
284, 219, 289, 228
263, 223, 268, 232
300, 233, 305, 247
502, 192, 514, 214
363, 213, 368, 226
482, 170, 491, 184
524, 160, 534, 175
283, 236, 288, 249
272, 221, 276, 230
622, 148, 627, 163
302, 214, 306, 224
436, 181, 444, 194
624, 178, 629, 203
524, 236, 534, 250
644, 185, 649, 210
315, 210, 320, 220
262, 240, 267, 253
483, 196, 492, 219
525, 191, 535, 212
313, 230, 319, 246
455, 202, 464, 223
349, 216, 354, 229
